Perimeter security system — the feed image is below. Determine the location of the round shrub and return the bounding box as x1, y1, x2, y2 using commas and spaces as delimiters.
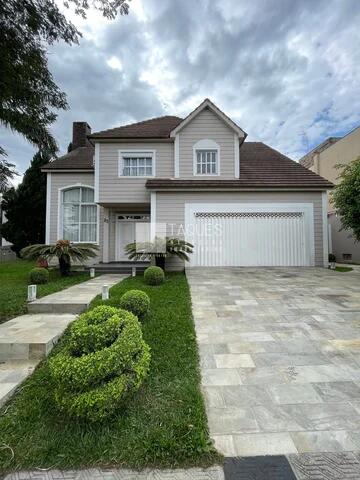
49, 305, 151, 421
29, 267, 49, 284
119, 290, 150, 319
144, 266, 164, 286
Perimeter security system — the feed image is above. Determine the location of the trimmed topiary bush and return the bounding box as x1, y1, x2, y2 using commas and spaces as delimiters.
119, 290, 150, 319
29, 267, 49, 284
144, 266, 164, 286
49, 305, 151, 421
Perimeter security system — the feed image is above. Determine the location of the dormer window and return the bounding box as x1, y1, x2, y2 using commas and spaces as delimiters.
193, 139, 220, 176
196, 150, 218, 175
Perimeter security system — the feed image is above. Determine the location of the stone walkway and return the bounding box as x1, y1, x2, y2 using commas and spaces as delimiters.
187, 267, 360, 457
0, 274, 125, 407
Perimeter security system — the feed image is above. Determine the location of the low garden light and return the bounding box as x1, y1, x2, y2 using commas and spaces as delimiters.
27, 284, 37, 302
89, 268, 95, 278
102, 285, 109, 300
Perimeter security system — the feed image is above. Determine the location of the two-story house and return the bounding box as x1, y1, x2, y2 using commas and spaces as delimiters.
42, 99, 332, 269
300, 125, 360, 264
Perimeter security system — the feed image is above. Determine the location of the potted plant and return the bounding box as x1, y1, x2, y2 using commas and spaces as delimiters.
21, 240, 99, 276
125, 237, 193, 270
328, 253, 336, 270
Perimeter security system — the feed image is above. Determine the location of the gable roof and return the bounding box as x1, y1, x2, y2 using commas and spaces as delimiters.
89, 116, 183, 139
145, 142, 333, 190
42, 145, 94, 171
170, 98, 247, 138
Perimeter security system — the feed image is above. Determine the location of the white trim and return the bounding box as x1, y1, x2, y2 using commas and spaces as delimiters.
322, 191, 329, 267
174, 134, 180, 178
102, 208, 109, 263
193, 139, 220, 176
57, 184, 99, 244
170, 98, 246, 138
118, 149, 156, 177
185, 202, 315, 267
150, 192, 156, 240
45, 173, 51, 244
94, 143, 100, 203
234, 133, 240, 178
328, 223, 332, 254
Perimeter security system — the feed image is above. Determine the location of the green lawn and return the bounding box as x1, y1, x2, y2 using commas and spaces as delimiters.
0, 260, 89, 324
0, 272, 220, 472
335, 266, 354, 272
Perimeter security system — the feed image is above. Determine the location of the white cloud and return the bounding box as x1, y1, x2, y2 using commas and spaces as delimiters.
1, 0, 360, 174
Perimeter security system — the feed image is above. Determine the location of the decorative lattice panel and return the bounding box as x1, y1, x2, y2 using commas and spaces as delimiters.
195, 212, 303, 219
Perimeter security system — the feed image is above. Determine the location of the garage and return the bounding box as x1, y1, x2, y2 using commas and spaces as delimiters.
185, 203, 315, 267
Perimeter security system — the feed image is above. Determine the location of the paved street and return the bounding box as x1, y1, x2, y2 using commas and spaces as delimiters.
187, 267, 360, 457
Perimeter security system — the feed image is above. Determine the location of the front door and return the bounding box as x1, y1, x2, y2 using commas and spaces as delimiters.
117, 221, 136, 261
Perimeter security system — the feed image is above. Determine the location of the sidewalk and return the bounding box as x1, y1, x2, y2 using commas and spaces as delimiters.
2, 466, 224, 480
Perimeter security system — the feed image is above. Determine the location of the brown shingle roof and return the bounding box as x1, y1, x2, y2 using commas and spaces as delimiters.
89, 116, 183, 139
146, 142, 333, 189
42, 146, 94, 170
41, 138, 333, 189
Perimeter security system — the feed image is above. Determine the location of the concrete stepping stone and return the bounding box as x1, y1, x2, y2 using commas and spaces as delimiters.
28, 274, 124, 314
0, 313, 76, 361
0, 359, 38, 407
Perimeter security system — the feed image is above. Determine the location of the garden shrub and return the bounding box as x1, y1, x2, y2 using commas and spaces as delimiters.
119, 290, 150, 319
144, 266, 164, 286
49, 305, 151, 421
29, 267, 49, 284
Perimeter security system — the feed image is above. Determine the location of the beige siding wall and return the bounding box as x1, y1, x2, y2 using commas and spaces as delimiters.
98, 142, 174, 204
178, 109, 236, 178
329, 213, 360, 263
48, 172, 102, 263
155, 191, 324, 269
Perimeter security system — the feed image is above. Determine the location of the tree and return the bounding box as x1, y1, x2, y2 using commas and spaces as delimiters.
21, 240, 99, 276
0, 0, 129, 160
0, 150, 51, 253
332, 156, 360, 242
0, 157, 17, 192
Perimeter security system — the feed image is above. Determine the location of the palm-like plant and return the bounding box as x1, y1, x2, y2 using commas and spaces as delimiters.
21, 240, 99, 276
125, 237, 193, 270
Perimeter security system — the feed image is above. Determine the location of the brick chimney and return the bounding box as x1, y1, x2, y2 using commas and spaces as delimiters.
72, 122, 91, 150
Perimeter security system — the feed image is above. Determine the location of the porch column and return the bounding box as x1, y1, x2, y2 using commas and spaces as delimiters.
102, 208, 110, 263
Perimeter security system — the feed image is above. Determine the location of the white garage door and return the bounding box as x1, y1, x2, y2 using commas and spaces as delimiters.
190, 210, 311, 267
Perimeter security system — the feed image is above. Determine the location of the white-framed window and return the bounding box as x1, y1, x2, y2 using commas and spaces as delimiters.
61, 186, 98, 243
196, 150, 218, 175
193, 139, 220, 176
118, 150, 156, 177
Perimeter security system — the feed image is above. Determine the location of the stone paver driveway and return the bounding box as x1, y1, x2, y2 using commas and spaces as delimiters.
187, 267, 360, 457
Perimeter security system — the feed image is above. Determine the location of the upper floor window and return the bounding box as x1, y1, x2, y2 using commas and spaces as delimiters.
196, 150, 218, 175
119, 150, 155, 177
193, 139, 220, 176
61, 187, 97, 243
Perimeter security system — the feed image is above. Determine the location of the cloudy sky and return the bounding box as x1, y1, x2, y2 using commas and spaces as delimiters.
1, 0, 360, 183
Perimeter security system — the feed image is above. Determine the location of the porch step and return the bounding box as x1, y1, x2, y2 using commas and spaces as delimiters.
86, 262, 150, 275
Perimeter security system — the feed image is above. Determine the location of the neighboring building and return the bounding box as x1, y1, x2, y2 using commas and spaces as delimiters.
300, 125, 360, 264
42, 99, 332, 269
